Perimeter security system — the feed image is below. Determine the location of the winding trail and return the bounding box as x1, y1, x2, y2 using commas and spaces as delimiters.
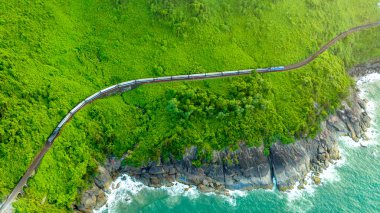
1, 21, 380, 212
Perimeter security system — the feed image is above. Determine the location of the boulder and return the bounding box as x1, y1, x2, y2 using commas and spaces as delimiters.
78, 185, 103, 213
312, 176, 321, 185
270, 142, 310, 191
149, 166, 165, 175
94, 166, 112, 190
150, 176, 160, 186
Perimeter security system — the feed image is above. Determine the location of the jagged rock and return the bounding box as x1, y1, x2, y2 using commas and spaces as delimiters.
298, 184, 305, 190
165, 175, 175, 183
94, 191, 107, 209
168, 167, 176, 175
270, 142, 310, 191
78, 184, 103, 213
122, 167, 142, 176
312, 176, 321, 185
113, 182, 121, 190
197, 184, 213, 193
361, 112, 371, 128
328, 116, 347, 132
346, 122, 358, 141
150, 176, 160, 186
94, 166, 112, 190
358, 99, 366, 110
221, 144, 273, 190
149, 166, 165, 175
349, 60, 380, 77
105, 157, 122, 174
202, 179, 209, 186
197, 184, 206, 192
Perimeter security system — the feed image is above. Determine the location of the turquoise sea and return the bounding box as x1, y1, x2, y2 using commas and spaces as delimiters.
97, 74, 380, 213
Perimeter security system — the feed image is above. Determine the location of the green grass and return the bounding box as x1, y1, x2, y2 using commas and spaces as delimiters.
0, 0, 379, 211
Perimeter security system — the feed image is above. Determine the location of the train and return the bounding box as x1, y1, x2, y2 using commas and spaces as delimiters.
256, 66, 285, 72
45, 68, 259, 144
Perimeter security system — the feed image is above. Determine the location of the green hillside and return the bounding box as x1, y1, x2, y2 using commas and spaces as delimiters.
0, 0, 379, 211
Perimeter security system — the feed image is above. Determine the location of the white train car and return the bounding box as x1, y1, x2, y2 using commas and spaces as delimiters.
239, 69, 252, 74
84, 92, 99, 103
222, 71, 239, 76
57, 113, 73, 129
101, 85, 117, 94
85, 92, 103, 103
155, 76, 172, 82
172, 75, 190, 80
70, 101, 86, 114
205, 72, 223, 77
256, 68, 270, 72
118, 80, 135, 89
136, 78, 154, 84
189, 73, 206, 79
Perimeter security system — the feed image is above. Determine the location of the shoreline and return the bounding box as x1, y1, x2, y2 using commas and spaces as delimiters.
78, 61, 380, 212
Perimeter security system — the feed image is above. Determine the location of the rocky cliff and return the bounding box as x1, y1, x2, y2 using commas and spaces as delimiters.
349, 60, 380, 77
77, 61, 378, 212
118, 89, 369, 192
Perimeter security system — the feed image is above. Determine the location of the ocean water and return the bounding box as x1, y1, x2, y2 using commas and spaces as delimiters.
96, 74, 380, 213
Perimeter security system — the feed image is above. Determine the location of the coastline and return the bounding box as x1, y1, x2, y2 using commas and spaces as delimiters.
77, 61, 380, 212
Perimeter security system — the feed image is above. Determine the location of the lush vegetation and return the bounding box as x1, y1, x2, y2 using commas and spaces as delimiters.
0, 0, 379, 211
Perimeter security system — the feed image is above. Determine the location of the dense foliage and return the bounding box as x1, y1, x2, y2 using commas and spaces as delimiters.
0, 0, 379, 211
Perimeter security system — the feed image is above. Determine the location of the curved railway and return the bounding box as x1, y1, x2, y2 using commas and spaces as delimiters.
1, 21, 380, 212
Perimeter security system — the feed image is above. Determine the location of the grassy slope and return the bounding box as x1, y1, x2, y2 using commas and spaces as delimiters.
0, 0, 379, 211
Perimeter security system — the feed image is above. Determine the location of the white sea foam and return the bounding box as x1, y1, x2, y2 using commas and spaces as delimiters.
285, 173, 316, 202
285, 150, 345, 202
227, 189, 248, 198
283, 152, 345, 213
358, 72, 380, 82
220, 189, 249, 206
355, 73, 380, 147
95, 171, 255, 211
96, 174, 244, 211
160, 181, 200, 199
94, 174, 148, 212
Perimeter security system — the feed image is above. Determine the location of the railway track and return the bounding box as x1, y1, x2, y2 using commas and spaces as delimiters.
1, 21, 380, 212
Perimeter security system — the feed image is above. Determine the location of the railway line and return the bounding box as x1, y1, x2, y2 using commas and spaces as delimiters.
1, 21, 380, 212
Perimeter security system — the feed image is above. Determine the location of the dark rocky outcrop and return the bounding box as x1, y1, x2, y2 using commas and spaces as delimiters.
78, 61, 379, 211
348, 60, 380, 77
77, 166, 112, 212
120, 144, 273, 192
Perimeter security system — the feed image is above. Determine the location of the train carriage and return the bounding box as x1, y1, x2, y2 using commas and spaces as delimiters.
269, 66, 285, 72
70, 101, 86, 114
189, 73, 207, 79
57, 113, 73, 129
85, 92, 101, 103
118, 80, 135, 88
239, 69, 252, 74
100, 85, 117, 94
136, 78, 154, 84
47, 128, 60, 143
221, 71, 239, 76
205, 72, 223, 77
172, 75, 190, 80
154, 76, 172, 82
